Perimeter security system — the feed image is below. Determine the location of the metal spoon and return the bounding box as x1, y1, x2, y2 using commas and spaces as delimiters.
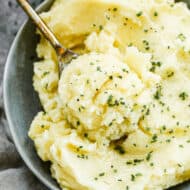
17, 0, 78, 75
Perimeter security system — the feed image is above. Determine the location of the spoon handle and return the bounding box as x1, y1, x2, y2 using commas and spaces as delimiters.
17, 0, 66, 55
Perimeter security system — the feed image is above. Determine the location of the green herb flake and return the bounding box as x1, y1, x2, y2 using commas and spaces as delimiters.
99, 172, 105, 177
136, 11, 143, 17
97, 66, 102, 72
43, 71, 50, 76
151, 134, 158, 143
131, 174, 135, 181
142, 40, 150, 51
179, 92, 188, 101
114, 145, 125, 155
128, 42, 133, 47
167, 71, 174, 78
126, 161, 132, 165
178, 33, 186, 41
153, 86, 162, 100
113, 169, 118, 173
77, 154, 88, 159
135, 173, 142, 177
122, 68, 128, 73
106, 15, 110, 20
166, 139, 171, 143
45, 83, 48, 90
177, 163, 182, 167
90, 62, 95, 65
99, 25, 103, 31
109, 75, 113, 80
107, 95, 119, 107
146, 151, 153, 161
154, 12, 158, 17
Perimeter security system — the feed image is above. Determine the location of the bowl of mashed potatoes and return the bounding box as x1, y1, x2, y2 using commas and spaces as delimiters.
4, 0, 190, 189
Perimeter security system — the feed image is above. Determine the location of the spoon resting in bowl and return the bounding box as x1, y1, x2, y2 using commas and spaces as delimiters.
17, 0, 78, 76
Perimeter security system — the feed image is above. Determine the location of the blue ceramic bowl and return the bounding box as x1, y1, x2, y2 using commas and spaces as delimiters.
3, 0, 60, 189
3, 0, 190, 189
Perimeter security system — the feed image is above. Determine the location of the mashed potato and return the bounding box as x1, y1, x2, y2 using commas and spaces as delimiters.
29, 0, 190, 189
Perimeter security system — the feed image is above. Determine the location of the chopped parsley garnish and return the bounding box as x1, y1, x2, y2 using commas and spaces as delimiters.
99, 25, 103, 31
154, 86, 162, 100
179, 92, 188, 101
106, 15, 110, 20
113, 169, 118, 173
178, 33, 186, 41
128, 42, 133, 47
76, 146, 83, 152
167, 71, 174, 78
151, 134, 158, 143
142, 40, 150, 51
109, 75, 113, 80
131, 174, 135, 181
150, 61, 162, 72
77, 154, 88, 159
136, 173, 142, 177
154, 11, 158, 17
177, 163, 182, 167
131, 173, 142, 182
90, 62, 95, 65
107, 95, 119, 107
43, 71, 50, 76
99, 172, 105, 177
122, 68, 128, 73
126, 159, 144, 165
97, 66, 102, 72
45, 83, 48, 90
166, 139, 171, 143
146, 151, 153, 161
136, 11, 143, 17
114, 145, 126, 154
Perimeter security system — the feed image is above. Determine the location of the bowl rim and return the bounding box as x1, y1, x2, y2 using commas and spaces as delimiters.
3, 0, 57, 190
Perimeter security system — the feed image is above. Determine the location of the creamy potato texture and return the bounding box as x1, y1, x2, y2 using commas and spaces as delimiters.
29, 0, 190, 189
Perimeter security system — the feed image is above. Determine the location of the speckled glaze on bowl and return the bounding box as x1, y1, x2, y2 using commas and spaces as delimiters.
3, 0, 190, 190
